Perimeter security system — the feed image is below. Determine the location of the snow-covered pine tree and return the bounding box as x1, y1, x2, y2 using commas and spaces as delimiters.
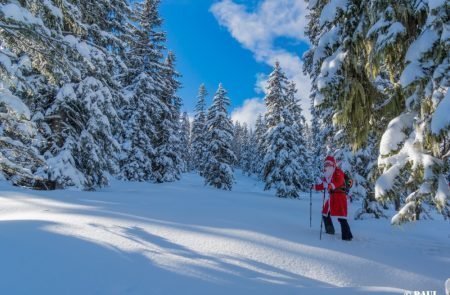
0, 0, 130, 189
0, 0, 184, 189
151, 50, 183, 183
263, 107, 304, 198
203, 84, 236, 190
304, 0, 449, 222
375, 0, 450, 223
119, 0, 169, 182
46, 78, 121, 190
253, 114, 267, 176
240, 124, 258, 176
0, 18, 57, 188
286, 81, 313, 190
191, 84, 209, 175
232, 121, 244, 167
0, 1, 77, 187
45, 0, 135, 189
302, 0, 347, 189
119, 69, 156, 181
307, 102, 324, 181
180, 111, 192, 172
263, 63, 304, 198
0, 87, 51, 188
264, 62, 289, 130
302, 0, 339, 159
304, 0, 387, 217
349, 1, 429, 219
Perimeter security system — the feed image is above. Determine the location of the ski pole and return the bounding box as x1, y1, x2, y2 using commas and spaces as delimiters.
319, 189, 325, 240
309, 187, 312, 228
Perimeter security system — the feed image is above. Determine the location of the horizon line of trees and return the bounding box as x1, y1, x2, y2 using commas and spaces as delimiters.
186, 63, 313, 197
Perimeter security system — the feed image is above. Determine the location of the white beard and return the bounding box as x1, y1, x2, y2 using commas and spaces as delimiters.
324, 167, 335, 181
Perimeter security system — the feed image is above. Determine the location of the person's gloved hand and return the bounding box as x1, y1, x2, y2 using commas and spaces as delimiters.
327, 183, 335, 191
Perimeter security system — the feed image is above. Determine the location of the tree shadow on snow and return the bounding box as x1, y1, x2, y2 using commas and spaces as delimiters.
1, 189, 446, 293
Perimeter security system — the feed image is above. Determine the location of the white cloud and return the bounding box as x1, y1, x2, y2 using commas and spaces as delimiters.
254, 73, 268, 95
210, 0, 308, 50
231, 98, 266, 128
211, 0, 312, 121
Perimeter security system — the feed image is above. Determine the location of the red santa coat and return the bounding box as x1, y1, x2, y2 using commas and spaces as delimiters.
314, 167, 348, 218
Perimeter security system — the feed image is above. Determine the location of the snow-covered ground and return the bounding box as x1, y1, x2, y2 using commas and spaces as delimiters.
0, 172, 448, 295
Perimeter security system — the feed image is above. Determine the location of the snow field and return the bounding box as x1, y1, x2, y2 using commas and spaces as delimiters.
0, 172, 448, 294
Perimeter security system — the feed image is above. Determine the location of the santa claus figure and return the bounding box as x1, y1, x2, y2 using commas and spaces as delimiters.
313, 156, 353, 241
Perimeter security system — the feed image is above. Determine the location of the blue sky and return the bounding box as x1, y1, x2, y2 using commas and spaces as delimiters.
159, 0, 311, 126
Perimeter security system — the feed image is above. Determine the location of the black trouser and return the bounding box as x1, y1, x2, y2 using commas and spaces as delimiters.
322, 214, 335, 235
338, 218, 353, 241
322, 214, 353, 241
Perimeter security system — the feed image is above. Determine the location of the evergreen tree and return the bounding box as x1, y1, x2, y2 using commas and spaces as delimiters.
286, 81, 313, 190
241, 125, 258, 176
232, 121, 244, 167
263, 107, 304, 198
152, 51, 183, 183
375, 0, 450, 223
0, 0, 184, 189
203, 84, 236, 190
0, 0, 131, 189
264, 62, 289, 129
263, 63, 304, 198
120, 71, 157, 181
253, 114, 267, 177
191, 84, 209, 174
308, 103, 324, 181
180, 112, 192, 172
119, 0, 169, 182
303, 0, 449, 221
46, 78, 121, 189
0, 87, 51, 188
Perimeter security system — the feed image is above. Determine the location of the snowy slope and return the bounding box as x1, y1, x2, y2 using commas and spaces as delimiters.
0, 172, 448, 295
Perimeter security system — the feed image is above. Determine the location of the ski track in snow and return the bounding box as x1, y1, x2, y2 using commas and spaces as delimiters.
0, 172, 448, 295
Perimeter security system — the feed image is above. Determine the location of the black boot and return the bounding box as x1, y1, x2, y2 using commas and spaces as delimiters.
338, 218, 353, 241
322, 214, 335, 235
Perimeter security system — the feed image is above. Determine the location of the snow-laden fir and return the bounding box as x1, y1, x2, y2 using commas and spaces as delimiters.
303, 0, 450, 223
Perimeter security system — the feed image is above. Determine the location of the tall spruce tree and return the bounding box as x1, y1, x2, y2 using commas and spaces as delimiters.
191, 84, 208, 174
180, 111, 192, 172
232, 121, 244, 167
152, 51, 183, 183
120, 0, 170, 182
253, 114, 267, 177
203, 84, 236, 190
240, 124, 254, 175
263, 63, 304, 198
286, 81, 313, 190
375, 0, 450, 223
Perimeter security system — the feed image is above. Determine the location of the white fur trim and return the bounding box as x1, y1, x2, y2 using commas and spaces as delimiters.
324, 160, 335, 166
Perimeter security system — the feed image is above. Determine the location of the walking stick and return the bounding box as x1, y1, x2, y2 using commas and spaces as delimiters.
309, 188, 312, 228
319, 189, 326, 240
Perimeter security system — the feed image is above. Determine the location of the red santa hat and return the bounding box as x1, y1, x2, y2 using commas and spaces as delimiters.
324, 155, 336, 167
